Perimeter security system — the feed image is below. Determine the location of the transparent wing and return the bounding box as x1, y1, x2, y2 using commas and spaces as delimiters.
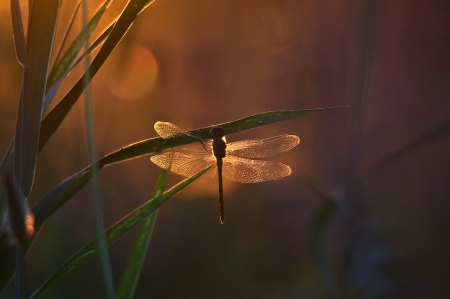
222, 155, 292, 183
226, 134, 300, 158
154, 121, 186, 138
174, 140, 213, 154
154, 121, 203, 142
150, 150, 217, 178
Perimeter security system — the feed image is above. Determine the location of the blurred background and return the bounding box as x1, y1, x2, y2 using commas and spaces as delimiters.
1, 0, 450, 298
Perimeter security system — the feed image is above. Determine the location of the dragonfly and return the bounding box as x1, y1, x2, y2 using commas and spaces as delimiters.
150, 121, 300, 224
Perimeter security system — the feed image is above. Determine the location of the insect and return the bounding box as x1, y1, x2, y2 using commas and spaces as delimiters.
150, 121, 300, 224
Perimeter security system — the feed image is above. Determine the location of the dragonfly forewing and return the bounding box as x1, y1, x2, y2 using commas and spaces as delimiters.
222, 155, 292, 183
226, 134, 300, 158
154, 121, 204, 142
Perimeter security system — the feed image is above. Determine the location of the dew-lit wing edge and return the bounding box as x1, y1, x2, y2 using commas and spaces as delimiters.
154, 121, 186, 139
226, 134, 300, 158
222, 155, 292, 183
150, 150, 217, 178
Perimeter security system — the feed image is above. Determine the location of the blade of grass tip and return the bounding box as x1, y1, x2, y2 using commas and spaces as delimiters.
80, 1, 114, 298
46, 0, 112, 90
29, 166, 211, 299
306, 178, 339, 296
11, 0, 29, 67
14, 0, 61, 198
38, 0, 157, 153
50, 0, 81, 75
117, 169, 166, 299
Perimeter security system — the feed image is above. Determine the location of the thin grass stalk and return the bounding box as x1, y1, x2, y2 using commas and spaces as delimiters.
51, 0, 81, 74
81, 1, 115, 298
14, 247, 23, 299
117, 170, 166, 298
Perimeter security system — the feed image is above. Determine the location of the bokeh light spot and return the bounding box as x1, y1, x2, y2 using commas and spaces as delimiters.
105, 44, 157, 101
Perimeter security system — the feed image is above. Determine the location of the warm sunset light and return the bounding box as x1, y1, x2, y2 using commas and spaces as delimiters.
1, 0, 449, 298
104, 44, 158, 101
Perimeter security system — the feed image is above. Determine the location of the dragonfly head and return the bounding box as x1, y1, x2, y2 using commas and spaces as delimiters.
209, 126, 225, 139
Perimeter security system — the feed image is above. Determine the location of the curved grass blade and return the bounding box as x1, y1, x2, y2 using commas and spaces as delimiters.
11, 0, 29, 67
29, 166, 211, 299
33, 169, 88, 231
39, 0, 156, 152
46, 0, 112, 90
117, 169, 166, 299
100, 107, 347, 166
14, 0, 61, 197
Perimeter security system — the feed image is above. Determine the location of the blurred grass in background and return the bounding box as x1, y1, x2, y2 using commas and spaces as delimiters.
0, 0, 449, 298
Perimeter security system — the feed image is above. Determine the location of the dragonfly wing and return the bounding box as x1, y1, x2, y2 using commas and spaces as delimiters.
222, 155, 292, 183
226, 134, 300, 158
154, 121, 186, 139
150, 150, 217, 178
175, 140, 213, 154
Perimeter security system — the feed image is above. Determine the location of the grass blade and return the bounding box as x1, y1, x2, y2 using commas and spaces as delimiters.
117, 169, 166, 299
362, 117, 450, 176
10, 0, 29, 67
100, 107, 347, 166
50, 0, 81, 75
307, 178, 339, 296
80, 1, 115, 297
14, 247, 23, 299
43, 22, 115, 112
29, 166, 211, 299
46, 0, 112, 90
0, 142, 14, 180
39, 0, 156, 152
32, 170, 87, 231
14, 0, 61, 197
351, 0, 380, 131
347, 0, 380, 182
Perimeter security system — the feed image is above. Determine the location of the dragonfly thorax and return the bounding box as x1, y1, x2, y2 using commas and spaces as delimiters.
210, 126, 227, 159
209, 126, 225, 138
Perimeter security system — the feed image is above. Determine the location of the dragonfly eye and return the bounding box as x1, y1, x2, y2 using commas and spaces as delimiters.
209, 126, 225, 138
